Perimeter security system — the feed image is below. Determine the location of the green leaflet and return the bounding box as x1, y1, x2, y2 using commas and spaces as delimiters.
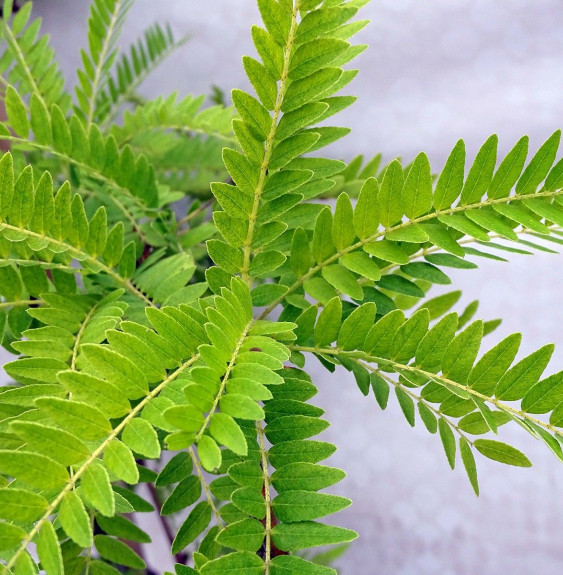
216, 518, 265, 552
94, 535, 146, 570
0, 450, 68, 490
516, 130, 561, 195
9, 421, 90, 466
59, 490, 93, 547
271, 521, 357, 551
270, 555, 337, 575
171, 502, 212, 554
36, 521, 63, 575
433, 139, 465, 210
0, 488, 48, 523
459, 438, 479, 495
460, 134, 497, 204
209, 413, 248, 456
199, 552, 263, 574
495, 344, 554, 401
81, 460, 115, 517
441, 321, 483, 385
376, 159, 403, 227
272, 491, 351, 522
402, 152, 433, 219
161, 476, 201, 516
104, 439, 139, 485
473, 439, 532, 467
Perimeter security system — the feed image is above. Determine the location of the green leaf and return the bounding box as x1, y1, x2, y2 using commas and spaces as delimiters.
289, 38, 349, 81
81, 460, 115, 517
252, 25, 283, 79
81, 344, 149, 400
94, 535, 146, 570
272, 490, 351, 522
104, 439, 139, 485
322, 264, 363, 300
209, 413, 248, 456
199, 552, 263, 575
95, 515, 151, 544
458, 411, 511, 435
122, 418, 160, 459
332, 192, 355, 250
314, 296, 342, 347
291, 227, 312, 277
395, 387, 415, 426
257, 0, 291, 45
282, 67, 342, 113
473, 439, 532, 467
243, 56, 277, 110
198, 435, 222, 472
516, 130, 561, 195
270, 555, 336, 575
171, 501, 212, 554
433, 139, 465, 210
271, 462, 345, 492
36, 521, 63, 575
268, 440, 336, 467
488, 136, 529, 199
161, 476, 201, 516
270, 132, 320, 171
371, 372, 390, 409
353, 177, 379, 239
521, 372, 563, 414
0, 522, 26, 552
390, 308, 430, 363
232, 90, 272, 141
6, 85, 29, 138
271, 521, 357, 551
249, 250, 286, 277
0, 488, 48, 523
364, 309, 405, 356
165, 405, 205, 433
495, 344, 554, 401
402, 152, 432, 218
340, 252, 381, 281
36, 397, 112, 441
59, 490, 93, 547
376, 160, 403, 227
221, 394, 265, 421
338, 302, 376, 351
9, 421, 90, 466
468, 333, 521, 395
156, 452, 192, 486
216, 518, 265, 552
459, 437, 479, 495
378, 274, 424, 298
415, 313, 458, 371
441, 321, 483, 384
438, 419, 456, 469
0, 450, 68, 490
364, 240, 408, 264
400, 262, 451, 285
460, 134, 497, 204
231, 487, 266, 519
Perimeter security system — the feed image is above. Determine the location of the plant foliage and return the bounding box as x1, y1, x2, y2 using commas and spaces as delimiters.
1, 0, 563, 573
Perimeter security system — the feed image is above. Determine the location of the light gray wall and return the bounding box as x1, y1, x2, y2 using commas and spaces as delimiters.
10, 1, 563, 573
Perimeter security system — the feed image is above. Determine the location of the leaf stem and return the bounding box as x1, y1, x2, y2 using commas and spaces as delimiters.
258, 188, 563, 319
241, 0, 301, 286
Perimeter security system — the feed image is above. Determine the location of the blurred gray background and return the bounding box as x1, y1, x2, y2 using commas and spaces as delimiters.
10, 0, 563, 573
